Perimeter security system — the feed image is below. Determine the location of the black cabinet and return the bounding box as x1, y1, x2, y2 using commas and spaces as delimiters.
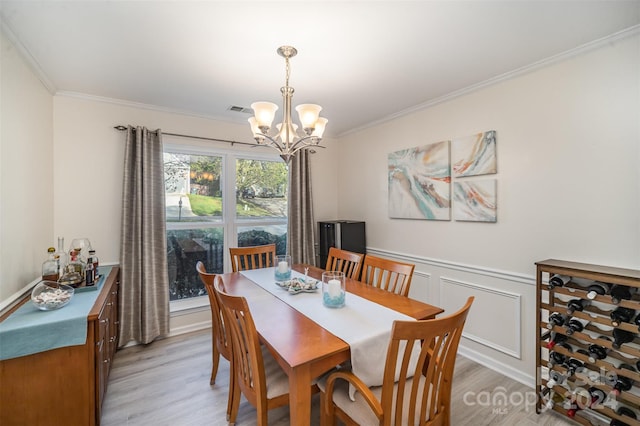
318, 221, 366, 267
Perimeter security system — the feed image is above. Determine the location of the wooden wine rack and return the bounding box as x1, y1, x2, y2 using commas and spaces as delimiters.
536, 259, 640, 426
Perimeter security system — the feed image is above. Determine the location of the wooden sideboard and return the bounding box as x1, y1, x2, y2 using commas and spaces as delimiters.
0, 267, 120, 426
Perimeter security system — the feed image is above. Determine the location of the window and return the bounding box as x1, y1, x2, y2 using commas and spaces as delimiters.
164, 148, 288, 303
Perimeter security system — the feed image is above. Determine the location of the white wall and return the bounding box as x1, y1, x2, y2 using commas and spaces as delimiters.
337, 34, 640, 385
0, 31, 53, 304
52, 95, 339, 266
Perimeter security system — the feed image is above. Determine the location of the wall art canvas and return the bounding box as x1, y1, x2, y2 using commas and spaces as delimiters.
452, 130, 497, 177
453, 179, 497, 222
388, 140, 451, 220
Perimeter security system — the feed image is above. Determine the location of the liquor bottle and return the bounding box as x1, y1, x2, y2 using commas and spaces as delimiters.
42, 247, 59, 282
611, 364, 636, 395
546, 332, 568, 349
611, 285, 637, 305
68, 249, 86, 279
567, 298, 591, 315
565, 317, 589, 335
612, 329, 635, 349
87, 249, 99, 279
54, 236, 68, 278
588, 336, 612, 363
547, 312, 567, 329
548, 274, 571, 289
611, 307, 635, 327
85, 261, 95, 286
587, 281, 611, 300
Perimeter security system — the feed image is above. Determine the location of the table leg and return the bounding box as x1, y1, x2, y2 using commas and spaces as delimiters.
288, 365, 312, 426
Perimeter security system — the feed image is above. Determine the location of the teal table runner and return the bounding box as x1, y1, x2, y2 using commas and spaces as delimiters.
0, 266, 112, 361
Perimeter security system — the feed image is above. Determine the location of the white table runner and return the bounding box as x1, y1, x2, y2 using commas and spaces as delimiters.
240, 267, 417, 392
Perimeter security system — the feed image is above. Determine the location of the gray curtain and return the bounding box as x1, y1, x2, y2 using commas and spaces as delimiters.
287, 150, 316, 265
119, 126, 169, 346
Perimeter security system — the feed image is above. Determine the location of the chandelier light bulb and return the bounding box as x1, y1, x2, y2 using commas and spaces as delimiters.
251, 102, 278, 130
295, 104, 322, 134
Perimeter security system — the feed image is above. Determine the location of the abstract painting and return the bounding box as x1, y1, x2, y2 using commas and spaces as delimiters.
453, 179, 497, 222
388, 140, 451, 220
452, 130, 497, 177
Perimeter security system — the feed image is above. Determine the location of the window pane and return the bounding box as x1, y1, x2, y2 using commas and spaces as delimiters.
236, 159, 288, 219
164, 153, 223, 222
167, 228, 224, 301
237, 225, 287, 255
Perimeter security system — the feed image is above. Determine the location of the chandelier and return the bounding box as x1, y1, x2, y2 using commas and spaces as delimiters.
248, 46, 328, 164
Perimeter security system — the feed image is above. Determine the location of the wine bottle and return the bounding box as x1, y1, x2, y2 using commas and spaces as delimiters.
549, 274, 571, 289
565, 357, 585, 376
588, 336, 612, 363
612, 364, 636, 395
587, 281, 611, 300
616, 405, 638, 420
635, 313, 640, 332
611, 285, 637, 305
546, 369, 566, 388
565, 317, 589, 335
546, 332, 568, 349
542, 389, 565, 410
547, 312, 567, 329
588, 387, 606, 408
612, 329, 635, 349
567, 298, 591, 314
610, 307, 635, 327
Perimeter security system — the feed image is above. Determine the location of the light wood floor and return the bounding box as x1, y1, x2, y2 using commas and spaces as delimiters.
101, 329, 574, 425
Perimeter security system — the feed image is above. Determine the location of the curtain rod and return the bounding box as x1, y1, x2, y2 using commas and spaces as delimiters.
113, 125, 258, 147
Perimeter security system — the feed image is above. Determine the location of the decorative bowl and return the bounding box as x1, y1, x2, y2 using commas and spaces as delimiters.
276, 277, 319, 294
31, 281, 74, 311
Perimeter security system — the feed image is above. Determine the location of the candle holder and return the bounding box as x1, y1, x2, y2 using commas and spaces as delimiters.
274, 254, 292, 282
322, 271, 345, 308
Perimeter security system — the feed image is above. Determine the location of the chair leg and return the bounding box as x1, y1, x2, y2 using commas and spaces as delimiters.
227, 368, 241, 424
210, 344, 220, 385
226, 359, 235, 421
320, 391, 337, 426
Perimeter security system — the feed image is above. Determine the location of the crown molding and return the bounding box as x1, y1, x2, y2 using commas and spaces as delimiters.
0, 15, 57, 94
338, 24, 640, 138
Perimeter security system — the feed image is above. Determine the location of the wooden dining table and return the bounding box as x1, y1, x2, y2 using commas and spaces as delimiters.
219, 264, 444, 426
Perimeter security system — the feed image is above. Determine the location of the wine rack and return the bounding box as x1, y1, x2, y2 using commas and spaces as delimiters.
536, 259, 640, 426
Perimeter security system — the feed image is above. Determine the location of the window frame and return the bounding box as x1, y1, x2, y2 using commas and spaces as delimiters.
163, 139, 287, 312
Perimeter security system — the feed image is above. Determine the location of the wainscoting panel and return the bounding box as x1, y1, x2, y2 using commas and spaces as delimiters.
440, 277, 521, 359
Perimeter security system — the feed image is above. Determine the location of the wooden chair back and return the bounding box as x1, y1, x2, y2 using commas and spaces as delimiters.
229, 244, 277, 272
361, 254, 415, 297
196, 261, 231, 384
322, 297, 474, 426
325, 247, 364, 280
196, 262, 235, 420
214, 277, 291, 425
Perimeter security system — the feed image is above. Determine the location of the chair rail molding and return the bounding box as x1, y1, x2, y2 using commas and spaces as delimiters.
365, 247, 535, 285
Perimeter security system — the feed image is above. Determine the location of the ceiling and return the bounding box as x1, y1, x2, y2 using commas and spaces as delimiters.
1, 1, 639, 139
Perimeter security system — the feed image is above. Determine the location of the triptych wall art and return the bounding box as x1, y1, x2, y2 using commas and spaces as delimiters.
388, 130, 497, 222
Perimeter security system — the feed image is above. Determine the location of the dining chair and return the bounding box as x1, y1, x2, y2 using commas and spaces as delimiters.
196, 262, 235, 420
214, 276, 317, 426
320, 297, 474, 426
360, 254, 416, 297
325, 247, 364, 280
229, 243, 277, 272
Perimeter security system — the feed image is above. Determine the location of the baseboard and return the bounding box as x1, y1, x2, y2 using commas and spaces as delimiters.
457, 344, 535, 388
168, 319, 211, 338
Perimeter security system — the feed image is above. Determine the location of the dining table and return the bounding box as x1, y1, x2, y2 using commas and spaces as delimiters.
218, 263, 444, 426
